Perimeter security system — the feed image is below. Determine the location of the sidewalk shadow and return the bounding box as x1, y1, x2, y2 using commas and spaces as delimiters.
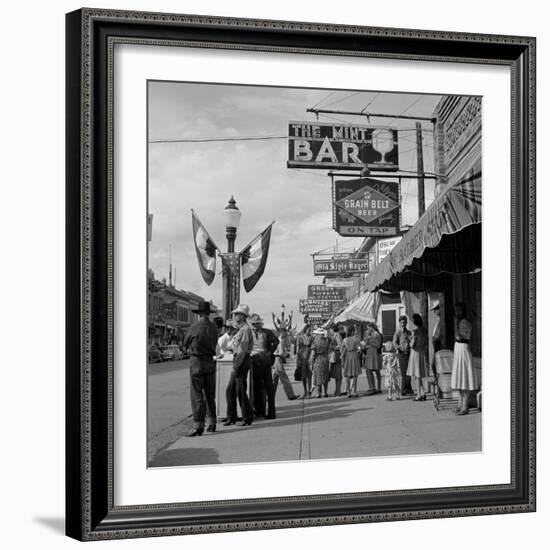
276, 395, 367, 412
219, 404, 373, 434
150, 447, 221, 467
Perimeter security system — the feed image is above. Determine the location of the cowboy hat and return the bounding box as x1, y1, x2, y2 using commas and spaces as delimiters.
231, 304, 250, 317
248, 313, 264, 325
192, 300, 212, 314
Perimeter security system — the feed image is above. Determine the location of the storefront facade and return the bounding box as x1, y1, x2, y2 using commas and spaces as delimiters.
362, 95, 482, 370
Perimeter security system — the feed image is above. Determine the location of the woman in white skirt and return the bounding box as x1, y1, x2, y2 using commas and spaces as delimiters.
407, 313, 429, 401
451, 302, 477, 415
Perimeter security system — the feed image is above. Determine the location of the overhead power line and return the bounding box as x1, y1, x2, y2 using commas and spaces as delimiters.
149, 135, 286, 144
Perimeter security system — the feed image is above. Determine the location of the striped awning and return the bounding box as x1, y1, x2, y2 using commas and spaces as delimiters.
332, 291, 381, 325
365, 160, 481, 292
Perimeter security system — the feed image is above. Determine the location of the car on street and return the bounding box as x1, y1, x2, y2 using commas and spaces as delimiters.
148, 345, 162, 363
161, 344, 183, 361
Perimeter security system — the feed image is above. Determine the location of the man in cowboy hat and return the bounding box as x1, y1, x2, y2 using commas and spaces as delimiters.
182, 300, 219, 436
249, 313, 279, 419
224, 304, 254, 426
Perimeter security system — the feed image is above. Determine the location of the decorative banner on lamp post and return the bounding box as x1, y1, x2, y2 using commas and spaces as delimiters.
332, 177, 400, 237
287, 121, 399, 170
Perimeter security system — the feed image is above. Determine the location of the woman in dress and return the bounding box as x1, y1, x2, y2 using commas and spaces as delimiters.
310, 328, 330, 398
341, 325, 362, 397
328, 324, 345, 396
451, 302, 477, 415
363, 322, 383, 394
295, 325, 313, 398
407, 313, 429, 401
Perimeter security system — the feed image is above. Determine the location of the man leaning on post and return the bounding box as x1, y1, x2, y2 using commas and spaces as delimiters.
183, 300, 218, 437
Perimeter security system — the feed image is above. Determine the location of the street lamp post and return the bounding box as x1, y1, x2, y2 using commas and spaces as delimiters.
221, 196, 242, 319
192, 196, 273, 321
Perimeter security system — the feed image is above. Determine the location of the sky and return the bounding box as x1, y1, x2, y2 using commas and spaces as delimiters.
148, 81, 442, 328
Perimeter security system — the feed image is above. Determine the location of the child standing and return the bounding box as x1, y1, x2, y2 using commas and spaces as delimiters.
383, 352, 402, 401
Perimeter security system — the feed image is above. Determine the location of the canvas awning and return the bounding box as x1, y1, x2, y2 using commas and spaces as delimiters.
332, 291, 381, 325
365, 161, 481, 292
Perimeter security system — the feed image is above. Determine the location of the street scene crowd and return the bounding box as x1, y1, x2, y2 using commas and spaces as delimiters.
182, 298, 477, 437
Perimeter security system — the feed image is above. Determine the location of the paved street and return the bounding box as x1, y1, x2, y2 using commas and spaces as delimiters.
149, 363, 481, 467
148, 358, 192, 460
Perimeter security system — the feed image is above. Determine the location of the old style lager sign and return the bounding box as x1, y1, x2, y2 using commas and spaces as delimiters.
333, 177, 400, 237
313, 257, 370, 276
288, 121, 398, 170
307, 284, 346, 302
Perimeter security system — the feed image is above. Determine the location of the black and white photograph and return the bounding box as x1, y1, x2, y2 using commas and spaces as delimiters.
146, 82, 482, 468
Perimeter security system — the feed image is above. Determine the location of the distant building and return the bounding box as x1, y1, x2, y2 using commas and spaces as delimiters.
148, 270, 219, 347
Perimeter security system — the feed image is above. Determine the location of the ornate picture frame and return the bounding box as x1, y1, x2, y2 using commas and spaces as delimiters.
66, 8, 536, 541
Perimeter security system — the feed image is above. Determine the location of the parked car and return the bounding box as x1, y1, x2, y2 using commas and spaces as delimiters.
162, 344, 183, 361
148, 345, 162, 363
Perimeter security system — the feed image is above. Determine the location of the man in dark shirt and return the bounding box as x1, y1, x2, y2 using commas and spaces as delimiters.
393, 315, 414, 396
183, 301, 218, 436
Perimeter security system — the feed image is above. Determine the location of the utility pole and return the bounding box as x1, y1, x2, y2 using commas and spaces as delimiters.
416, 121, 426, 217
415, 121, 430, 366
168, 244, 172, 287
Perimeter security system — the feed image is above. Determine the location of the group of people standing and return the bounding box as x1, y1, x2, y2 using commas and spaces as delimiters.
182, 299, 478, 437
294, 300, 477, 415
294, 322, 386, 399
390, 301, 477, 413
182, 301, 298, 437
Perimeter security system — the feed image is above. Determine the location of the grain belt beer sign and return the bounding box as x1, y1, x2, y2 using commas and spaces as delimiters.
313, 257, 370, 276
288, 121, 398, 170
307, 284, 346, 301
333, 177, 400, 237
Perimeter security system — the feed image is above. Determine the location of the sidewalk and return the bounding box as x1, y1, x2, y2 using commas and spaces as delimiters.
149, 364, 481, 468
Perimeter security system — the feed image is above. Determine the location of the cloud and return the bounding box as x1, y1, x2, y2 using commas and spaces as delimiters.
148, 81, 441, 326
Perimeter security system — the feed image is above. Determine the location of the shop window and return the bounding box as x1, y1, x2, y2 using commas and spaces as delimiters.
381, 309, 397, 342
